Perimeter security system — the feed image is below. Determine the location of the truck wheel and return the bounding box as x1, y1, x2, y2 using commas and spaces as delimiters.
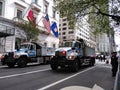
51, 64, 58, 70
72, 60, 79, 72
7, 63, 15, 68
17, 57, 27, 68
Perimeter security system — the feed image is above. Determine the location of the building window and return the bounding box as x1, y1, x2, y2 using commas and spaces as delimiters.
63, 27, 67, 30
15, 2, 26, 19
53, 9, 56, 18
53, 7, 56, 18
44, 4, 48, 13
44, 42, 47, 47
0, 2, 3, 16
63, 36, 66, 39
44, 0, 49, 13
63, 23, 66, 26
62, 32, 66, 35
17, 9, 22, 19
53, 44, 55, 48
63, 18, 67, 21
69, 31, 74, 34
32, 0, 37, 4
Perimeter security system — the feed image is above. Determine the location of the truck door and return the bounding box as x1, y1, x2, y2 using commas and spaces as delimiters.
28, 44, 36, 57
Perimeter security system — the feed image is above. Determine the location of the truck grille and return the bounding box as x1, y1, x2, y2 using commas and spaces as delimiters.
55, 51, 66, 56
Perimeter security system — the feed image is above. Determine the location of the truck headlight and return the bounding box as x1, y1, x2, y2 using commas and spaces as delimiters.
68, 55, 75, 60
50, 55, 54, 59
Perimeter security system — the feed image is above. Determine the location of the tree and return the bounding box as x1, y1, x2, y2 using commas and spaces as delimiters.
56, 0, 120, 53
56, 0, 120, 33
16, 21, 40, 42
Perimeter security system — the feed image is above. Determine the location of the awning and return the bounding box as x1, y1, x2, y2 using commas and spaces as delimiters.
0, 24, 15, 38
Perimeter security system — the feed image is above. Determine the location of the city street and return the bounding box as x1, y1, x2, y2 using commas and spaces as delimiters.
0, 60, 115, 90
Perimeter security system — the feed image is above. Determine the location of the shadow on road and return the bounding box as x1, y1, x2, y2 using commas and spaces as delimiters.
51, 65, 94, 74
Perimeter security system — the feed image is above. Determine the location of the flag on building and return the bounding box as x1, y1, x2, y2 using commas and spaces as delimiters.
27, 9, 36, 26
27, 9, 34, 22
42, 14, 51, 33
50, 22, 58, 38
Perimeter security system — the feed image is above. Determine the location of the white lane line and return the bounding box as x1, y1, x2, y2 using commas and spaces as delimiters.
0, 66, 7, 68
0, 68, 50, 79
38, 66, 96, 90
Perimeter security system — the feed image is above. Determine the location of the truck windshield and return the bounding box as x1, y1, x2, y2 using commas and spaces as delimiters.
20, 44, 30, 49
59, 41, 82, 48
60, 42, 72, 47
72, 41, 79, 48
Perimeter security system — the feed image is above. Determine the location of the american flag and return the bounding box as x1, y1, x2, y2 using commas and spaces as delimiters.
42, 14, 51, 33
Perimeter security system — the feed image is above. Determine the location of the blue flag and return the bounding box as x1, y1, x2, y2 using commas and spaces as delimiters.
50, 22, 58, 38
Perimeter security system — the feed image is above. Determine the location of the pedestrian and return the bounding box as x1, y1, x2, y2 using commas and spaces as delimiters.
103, 55, 106, 62
111, 52, 118, 77
106, 55, 110, 64
100, 55, 102, 62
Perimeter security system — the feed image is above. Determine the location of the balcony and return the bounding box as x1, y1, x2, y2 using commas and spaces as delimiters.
13, 17, 26, 24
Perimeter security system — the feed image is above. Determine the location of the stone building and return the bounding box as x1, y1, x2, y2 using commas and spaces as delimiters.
0, 0, 59, 52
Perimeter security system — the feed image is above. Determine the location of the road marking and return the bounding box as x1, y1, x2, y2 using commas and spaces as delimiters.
0, 66, 7, 68
38, 66, 95, 90
0, 68, 50, 79
60, 84, 104, 90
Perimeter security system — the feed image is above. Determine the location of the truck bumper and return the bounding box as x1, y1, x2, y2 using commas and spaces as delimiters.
1, 57, 17, 65
50, 57, 75, 67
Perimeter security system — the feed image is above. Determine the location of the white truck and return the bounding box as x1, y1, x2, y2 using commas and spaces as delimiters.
50, 39, 95, 72
1, 42, 55, 67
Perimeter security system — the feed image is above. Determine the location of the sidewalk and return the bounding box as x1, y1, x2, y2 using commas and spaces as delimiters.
95, 59, 116, 90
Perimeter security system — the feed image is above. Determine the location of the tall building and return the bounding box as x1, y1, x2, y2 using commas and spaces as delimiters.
0, 0, 59, 53
59, 17, 96, 49
96, 33, 111, 55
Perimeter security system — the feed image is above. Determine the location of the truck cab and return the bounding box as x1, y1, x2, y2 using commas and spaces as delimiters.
1, 42, 55, 68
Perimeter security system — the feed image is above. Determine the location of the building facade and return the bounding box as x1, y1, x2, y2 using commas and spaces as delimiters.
96, 33, 111, 55
0, 0, 59, 53
59, 17, 96, 49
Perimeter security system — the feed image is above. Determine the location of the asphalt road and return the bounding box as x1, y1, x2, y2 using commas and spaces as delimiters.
0, 60, 115, 90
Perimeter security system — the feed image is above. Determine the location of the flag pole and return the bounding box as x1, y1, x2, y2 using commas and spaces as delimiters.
22, 4, 32, 18
36, 16, 43, 25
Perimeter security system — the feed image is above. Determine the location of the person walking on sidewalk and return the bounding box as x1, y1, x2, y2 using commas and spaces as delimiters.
111, 52, 118, 77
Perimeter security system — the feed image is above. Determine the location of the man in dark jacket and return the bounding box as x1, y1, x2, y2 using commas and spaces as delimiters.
111, 52, 118, 77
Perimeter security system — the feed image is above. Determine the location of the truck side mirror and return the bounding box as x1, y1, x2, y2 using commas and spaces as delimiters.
71, 47, 75, 50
